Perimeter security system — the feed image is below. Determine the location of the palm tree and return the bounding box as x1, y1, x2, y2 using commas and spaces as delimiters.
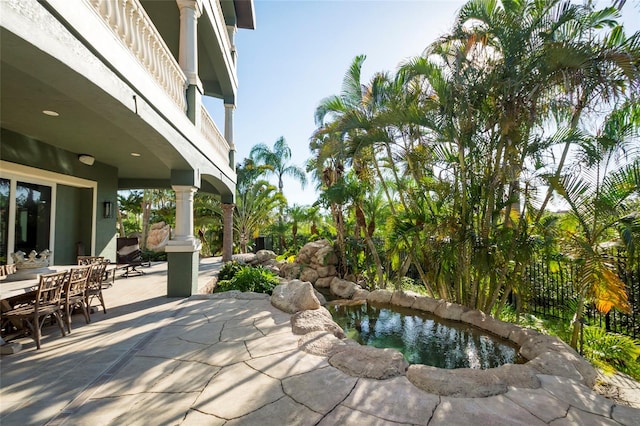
287, 204, 308, 250
194, 193, 222, 256
391, 0, 640, 311
250, 137, 307, 250
117, 191, 143, 237
313, 55, 387, 287
250, 136, 308, 196
548, 102, 639, 348
234, 159, 286, 253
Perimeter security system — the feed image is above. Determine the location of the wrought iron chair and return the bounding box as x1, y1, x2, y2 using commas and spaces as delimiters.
62, 264, 92, 333
77, 256, 104, 266
1, 270, 68, 349
85, 260, 109, 316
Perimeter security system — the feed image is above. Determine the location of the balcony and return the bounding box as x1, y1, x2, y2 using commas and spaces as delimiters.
87, 0, 187, 113
87, 0, 233, 169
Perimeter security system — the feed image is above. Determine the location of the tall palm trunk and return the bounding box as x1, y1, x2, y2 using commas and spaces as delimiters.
570, 291, 586, 350
355, 203, 384, 288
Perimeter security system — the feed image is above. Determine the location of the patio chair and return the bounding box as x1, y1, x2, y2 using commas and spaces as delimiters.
77, 256, 104, 265
62, 264, 92, 333
85, 260, 109, 316
78, 255, 115, 286
1, 270, 68, 349
116, 237, 147, 278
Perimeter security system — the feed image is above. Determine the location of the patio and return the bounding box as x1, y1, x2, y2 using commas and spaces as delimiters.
0, 259, 638, 425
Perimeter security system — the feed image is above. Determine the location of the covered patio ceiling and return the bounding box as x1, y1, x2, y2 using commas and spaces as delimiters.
0, 27, 193, 185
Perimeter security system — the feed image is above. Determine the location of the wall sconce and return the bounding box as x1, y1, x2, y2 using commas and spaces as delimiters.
78, 154, 95, 166
103, 201, 113, 219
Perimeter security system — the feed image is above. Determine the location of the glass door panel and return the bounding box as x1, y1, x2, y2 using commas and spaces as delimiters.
14, 182, 51, 254
0, 178, 9, 265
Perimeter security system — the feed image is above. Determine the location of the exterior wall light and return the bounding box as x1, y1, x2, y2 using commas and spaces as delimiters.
78, 154, 95, 166
103, 201, 113, 219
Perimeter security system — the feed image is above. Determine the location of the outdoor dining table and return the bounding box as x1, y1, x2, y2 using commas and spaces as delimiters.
0, 266, 69, 346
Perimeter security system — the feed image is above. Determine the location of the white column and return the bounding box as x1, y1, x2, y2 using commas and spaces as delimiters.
226, 24, 237, 64
166, 185, 201, 251
222, 203, 234, 262
177, 0, 202, 85
224, 103, 235, 168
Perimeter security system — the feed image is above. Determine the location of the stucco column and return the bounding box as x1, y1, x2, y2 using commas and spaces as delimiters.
177, 0, 203, 125
166, 185, 201, 297
224, 103, 235, 169
177, 0, 201, 84
222, 203, 234, 262
171, 185, 198, 243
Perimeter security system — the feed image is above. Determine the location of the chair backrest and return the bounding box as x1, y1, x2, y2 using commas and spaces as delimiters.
77, 256, 104, 265
116, 237, 141, 264
87, 261, 109, 291
36, 271, 68, 309
65, 264, 92, 298
0, 264, 17, 276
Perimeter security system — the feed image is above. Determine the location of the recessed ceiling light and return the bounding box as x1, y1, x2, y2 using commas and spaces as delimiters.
42, 110, 59, 116
130, 152, 141, 157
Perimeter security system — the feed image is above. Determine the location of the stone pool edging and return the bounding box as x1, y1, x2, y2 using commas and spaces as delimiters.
372, 289, 597, 397
270, 280, 598, 398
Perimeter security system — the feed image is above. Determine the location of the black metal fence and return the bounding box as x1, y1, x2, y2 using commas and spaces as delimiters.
525, 250, 640, 339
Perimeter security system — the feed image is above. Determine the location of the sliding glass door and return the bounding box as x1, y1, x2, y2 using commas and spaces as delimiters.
14, 181, 51, 255
0, 178, 9, 265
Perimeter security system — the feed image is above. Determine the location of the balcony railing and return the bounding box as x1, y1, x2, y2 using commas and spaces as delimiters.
211, 0, 232, 54
87, 0, 187, 113
200, 108, 230, 165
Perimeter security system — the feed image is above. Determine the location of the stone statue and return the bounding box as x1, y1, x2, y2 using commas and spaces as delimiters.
10, 249, 52, 269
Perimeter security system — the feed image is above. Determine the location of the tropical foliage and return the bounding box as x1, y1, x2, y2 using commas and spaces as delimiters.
215, 264, 280, 294
307, 0, 640, 349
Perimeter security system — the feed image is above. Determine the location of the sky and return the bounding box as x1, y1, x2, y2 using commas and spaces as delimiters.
204, 0, 640, 207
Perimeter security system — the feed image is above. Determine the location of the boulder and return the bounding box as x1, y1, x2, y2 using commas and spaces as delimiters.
412, 296, 444, 314
407, 365, 507, 397
270, 280, 321, 314
527, 352, 587, 384
296, 240, 331, 265
249, 249, 277, 266
314, 289, 327, 306
279, 262, 302, 280
391, 291, 418, 308
352, 289, 370, 301
298, 331, 357, 356
291, 308, 345, 338
434, 301, 470, 321
314, 277, 334, 289
146, 222, 171, 251
299, 267, 319, 284
366, 289, 393, 304
460, 310, 520, 339
330, 277, 360, 299
520, 334, 597, 387
313, 244, 338, 266
316, 265, 337, 278
329, 346, 408, 379
491, 363, 541, 389
519, 334, 573, 360
507, 327, 540, 346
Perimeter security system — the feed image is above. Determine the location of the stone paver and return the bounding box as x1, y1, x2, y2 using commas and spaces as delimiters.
1, 258, 639, 425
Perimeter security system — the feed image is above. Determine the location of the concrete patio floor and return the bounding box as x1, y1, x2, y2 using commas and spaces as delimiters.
1, 258, 639, 425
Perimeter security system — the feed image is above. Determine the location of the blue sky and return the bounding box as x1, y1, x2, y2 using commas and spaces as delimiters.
205, 0, 640, 207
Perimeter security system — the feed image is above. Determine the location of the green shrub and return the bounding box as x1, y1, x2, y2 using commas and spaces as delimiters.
218, 260, 243, 281
583, 326, 640, 380
216, 265, 279, 295
142, 249, 167, 261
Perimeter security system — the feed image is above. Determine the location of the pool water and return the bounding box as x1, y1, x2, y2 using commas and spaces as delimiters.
327, 301, 522, 369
